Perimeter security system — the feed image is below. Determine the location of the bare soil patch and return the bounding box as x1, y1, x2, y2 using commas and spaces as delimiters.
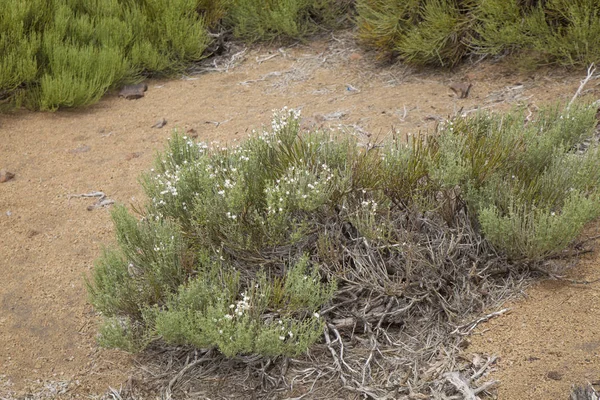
1, 33, 599, 398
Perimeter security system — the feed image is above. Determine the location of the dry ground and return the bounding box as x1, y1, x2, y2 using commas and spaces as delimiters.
1, 34, 600, 399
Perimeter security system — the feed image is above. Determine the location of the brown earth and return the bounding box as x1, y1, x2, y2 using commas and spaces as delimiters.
1, 33, 600, 398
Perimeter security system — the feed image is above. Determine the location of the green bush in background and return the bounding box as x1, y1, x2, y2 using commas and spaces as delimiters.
222, 0, 351, 42
2, 0, 600, 111
0, 0, 210, 110
356, 0, 600, 67
471, 0, 600, 67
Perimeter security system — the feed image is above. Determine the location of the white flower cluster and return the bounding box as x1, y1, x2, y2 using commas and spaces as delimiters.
265, 163, 335, 215
224, 292, 251, 321
155, 165, 182, 198
270, 107, 301, 135
361, 198, 378, 213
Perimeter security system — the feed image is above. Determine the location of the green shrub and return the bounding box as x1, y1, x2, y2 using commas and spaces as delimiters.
89, 104, 600, 360
0, 0, 210, 110
397, 0, 472, 67
479, 190, 600, 261
222, 0, 350, 42
356, 0, 473, 66
357, 0, 600, 67
471, 0, 600, 66
356, 0, 417, 57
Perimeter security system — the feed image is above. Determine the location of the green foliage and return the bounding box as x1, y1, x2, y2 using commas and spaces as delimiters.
356, 0, 474, 66
357, 0, 600, 67
222, 0, 350, 42
0, 0, 210, 110
471, 0, 600, 66
86, 205, 189, 319
152, 256, 332, 357
89, 104, 600, 359
439, 103, 600, 261
397, 0, 472, 67
356, 0, 422, 57
479, 189, 600, 261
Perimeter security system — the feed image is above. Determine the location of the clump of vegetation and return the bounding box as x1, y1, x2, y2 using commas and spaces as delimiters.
357, 0, 472, 66
472, 0, 600, 67
221, 0, 351, 42
0, 0, 210, 110
356, 0, 600, 67
88, 103, 600, 396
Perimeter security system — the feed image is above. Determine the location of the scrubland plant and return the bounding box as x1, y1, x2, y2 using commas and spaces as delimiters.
472, 0, 600, 67
356, 0, 475, 66
356, 0, 600, 67
222, 0, 350, 41
0, 0, 210, 110
89, 104, 600, 365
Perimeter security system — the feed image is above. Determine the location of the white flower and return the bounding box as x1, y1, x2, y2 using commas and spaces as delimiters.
279, 336, 285, 341
313, 312, 320, 318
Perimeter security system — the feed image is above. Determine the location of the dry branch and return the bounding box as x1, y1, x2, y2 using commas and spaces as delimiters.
568, 64, 597, 110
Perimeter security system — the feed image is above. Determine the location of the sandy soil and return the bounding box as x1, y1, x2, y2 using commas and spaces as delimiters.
1, 33, 599, 398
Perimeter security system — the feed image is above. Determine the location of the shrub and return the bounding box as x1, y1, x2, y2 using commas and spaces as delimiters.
357, 0, 600, 67
89, 103, 600, 362
471, 0, 600, 66
356, 0, 473, 66
222, 0, 351, 42
0, 0, 210, 110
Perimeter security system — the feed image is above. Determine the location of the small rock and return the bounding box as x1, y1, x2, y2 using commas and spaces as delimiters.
119, 83, 148, 100
449, 82, 472, 99
0, 169, 15, 183
152, 118, 167, 129
186, 128, 198, 138
69, 145, 91, 154
26, 229, 40, 238
125, 152, 142, 161
546, 370, 563, 381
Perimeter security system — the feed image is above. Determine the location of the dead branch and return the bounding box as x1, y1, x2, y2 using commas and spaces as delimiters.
451, 308, 510, 336
568, 63, 597, 110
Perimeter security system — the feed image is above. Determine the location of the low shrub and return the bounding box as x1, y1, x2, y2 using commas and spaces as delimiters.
0, 0, 210, 110
356, 0, 600, 67
222, 0, 351, 42
472, 0, 600, 67
89, 102, 600, 364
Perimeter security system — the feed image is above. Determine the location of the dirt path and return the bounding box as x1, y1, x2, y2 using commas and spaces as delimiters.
1, 34, 599, 398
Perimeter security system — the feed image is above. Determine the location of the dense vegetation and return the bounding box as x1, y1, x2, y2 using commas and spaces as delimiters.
88, 103, 600, 360
357, 0, 600, 67
2, 0, 600, 111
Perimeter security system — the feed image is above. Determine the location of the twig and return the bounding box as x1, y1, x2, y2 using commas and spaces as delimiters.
470, 355, 497, 382
563, 277, 600, 285
239, 70, 290, 85
568, 63, 596, 110
451, 308, 510, 335
256, 53, 280, 64
204, 118, 232, 127
444, 372, 478, 400
68, 191, 106, 199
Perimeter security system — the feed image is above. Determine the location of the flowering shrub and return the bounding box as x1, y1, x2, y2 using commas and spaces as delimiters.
88, 103, 600, 358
